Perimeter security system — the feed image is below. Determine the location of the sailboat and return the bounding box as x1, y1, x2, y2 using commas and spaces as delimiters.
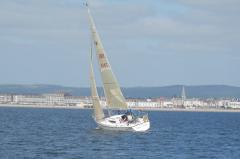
87, 4, 150, 132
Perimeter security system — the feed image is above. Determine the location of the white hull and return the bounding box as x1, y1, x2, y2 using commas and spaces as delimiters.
96, 114, 150, 132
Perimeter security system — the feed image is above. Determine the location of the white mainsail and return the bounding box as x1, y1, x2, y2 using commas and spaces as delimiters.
87, 7, 128, 109
90, 47, 105, 121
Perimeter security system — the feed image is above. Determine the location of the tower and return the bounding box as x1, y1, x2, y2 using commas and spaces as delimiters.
181, 85, 186, 101
181, 86, 186, 108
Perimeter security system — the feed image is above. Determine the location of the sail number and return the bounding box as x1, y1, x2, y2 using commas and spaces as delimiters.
101, 63, 109, 68
99, 54, 105, 59
99, 53, 109, 69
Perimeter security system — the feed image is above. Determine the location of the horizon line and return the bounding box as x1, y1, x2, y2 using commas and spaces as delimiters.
0, 83, 239, 88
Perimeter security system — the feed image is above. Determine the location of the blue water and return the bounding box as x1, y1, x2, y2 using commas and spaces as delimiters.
0, 107, 240, 159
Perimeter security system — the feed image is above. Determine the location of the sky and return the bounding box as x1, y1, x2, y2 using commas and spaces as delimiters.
0, 0, 240, 87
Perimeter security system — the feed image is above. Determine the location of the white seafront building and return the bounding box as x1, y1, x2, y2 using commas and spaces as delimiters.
13, 95, 46, 105
0, 93, 91, 108
227, 101, 240, 109
127, 98, 160, 109
0, 94, 13, 103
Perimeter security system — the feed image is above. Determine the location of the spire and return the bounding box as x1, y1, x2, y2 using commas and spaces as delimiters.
181, 85, 186, 101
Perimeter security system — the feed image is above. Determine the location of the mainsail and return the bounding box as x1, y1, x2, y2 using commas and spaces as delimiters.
90, 46, 105, 121
87, 6, 128, 109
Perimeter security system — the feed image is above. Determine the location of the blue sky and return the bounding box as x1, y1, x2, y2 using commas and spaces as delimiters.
0, 0, 239, 87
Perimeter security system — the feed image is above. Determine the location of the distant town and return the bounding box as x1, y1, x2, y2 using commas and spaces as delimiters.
0, 86, 240, 111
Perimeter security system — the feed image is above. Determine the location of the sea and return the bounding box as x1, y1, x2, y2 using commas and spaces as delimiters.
0, 107, 240, 159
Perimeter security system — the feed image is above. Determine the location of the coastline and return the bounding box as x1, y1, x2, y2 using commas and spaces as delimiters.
138, 107, 240, 113
1, 104, 240, 113
0, 104, 86, 109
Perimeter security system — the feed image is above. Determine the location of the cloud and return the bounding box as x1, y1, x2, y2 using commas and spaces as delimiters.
88, 0, 240, 56
2, 0, 238, 56
0, 0, 239, 86
178, 0, 240, 8
0, 0, 86, 43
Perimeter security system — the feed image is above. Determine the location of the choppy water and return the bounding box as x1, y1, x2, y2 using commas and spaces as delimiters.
0, 107, 240, 159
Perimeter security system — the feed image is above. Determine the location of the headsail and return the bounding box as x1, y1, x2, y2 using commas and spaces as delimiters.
87, 6, 128, 109
90, 46, 105, 121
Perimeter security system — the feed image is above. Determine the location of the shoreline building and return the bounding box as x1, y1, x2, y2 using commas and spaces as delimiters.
0, 94, 13, 103
181, 85, 186, 108
1, 93, 91, 108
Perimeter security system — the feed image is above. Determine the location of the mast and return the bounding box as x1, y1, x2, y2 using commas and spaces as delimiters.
86, 4, 128, 109
90, 43, 105, 121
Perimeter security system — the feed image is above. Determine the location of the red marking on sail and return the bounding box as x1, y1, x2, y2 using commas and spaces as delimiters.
101, 63, 109, 68
99, 54, 105, 59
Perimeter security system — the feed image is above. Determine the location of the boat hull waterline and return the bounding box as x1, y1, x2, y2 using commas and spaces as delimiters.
96, 114, 150, 132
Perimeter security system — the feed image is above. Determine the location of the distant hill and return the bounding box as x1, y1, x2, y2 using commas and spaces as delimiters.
0, 84, 240, 98
123, 85, 240, 98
